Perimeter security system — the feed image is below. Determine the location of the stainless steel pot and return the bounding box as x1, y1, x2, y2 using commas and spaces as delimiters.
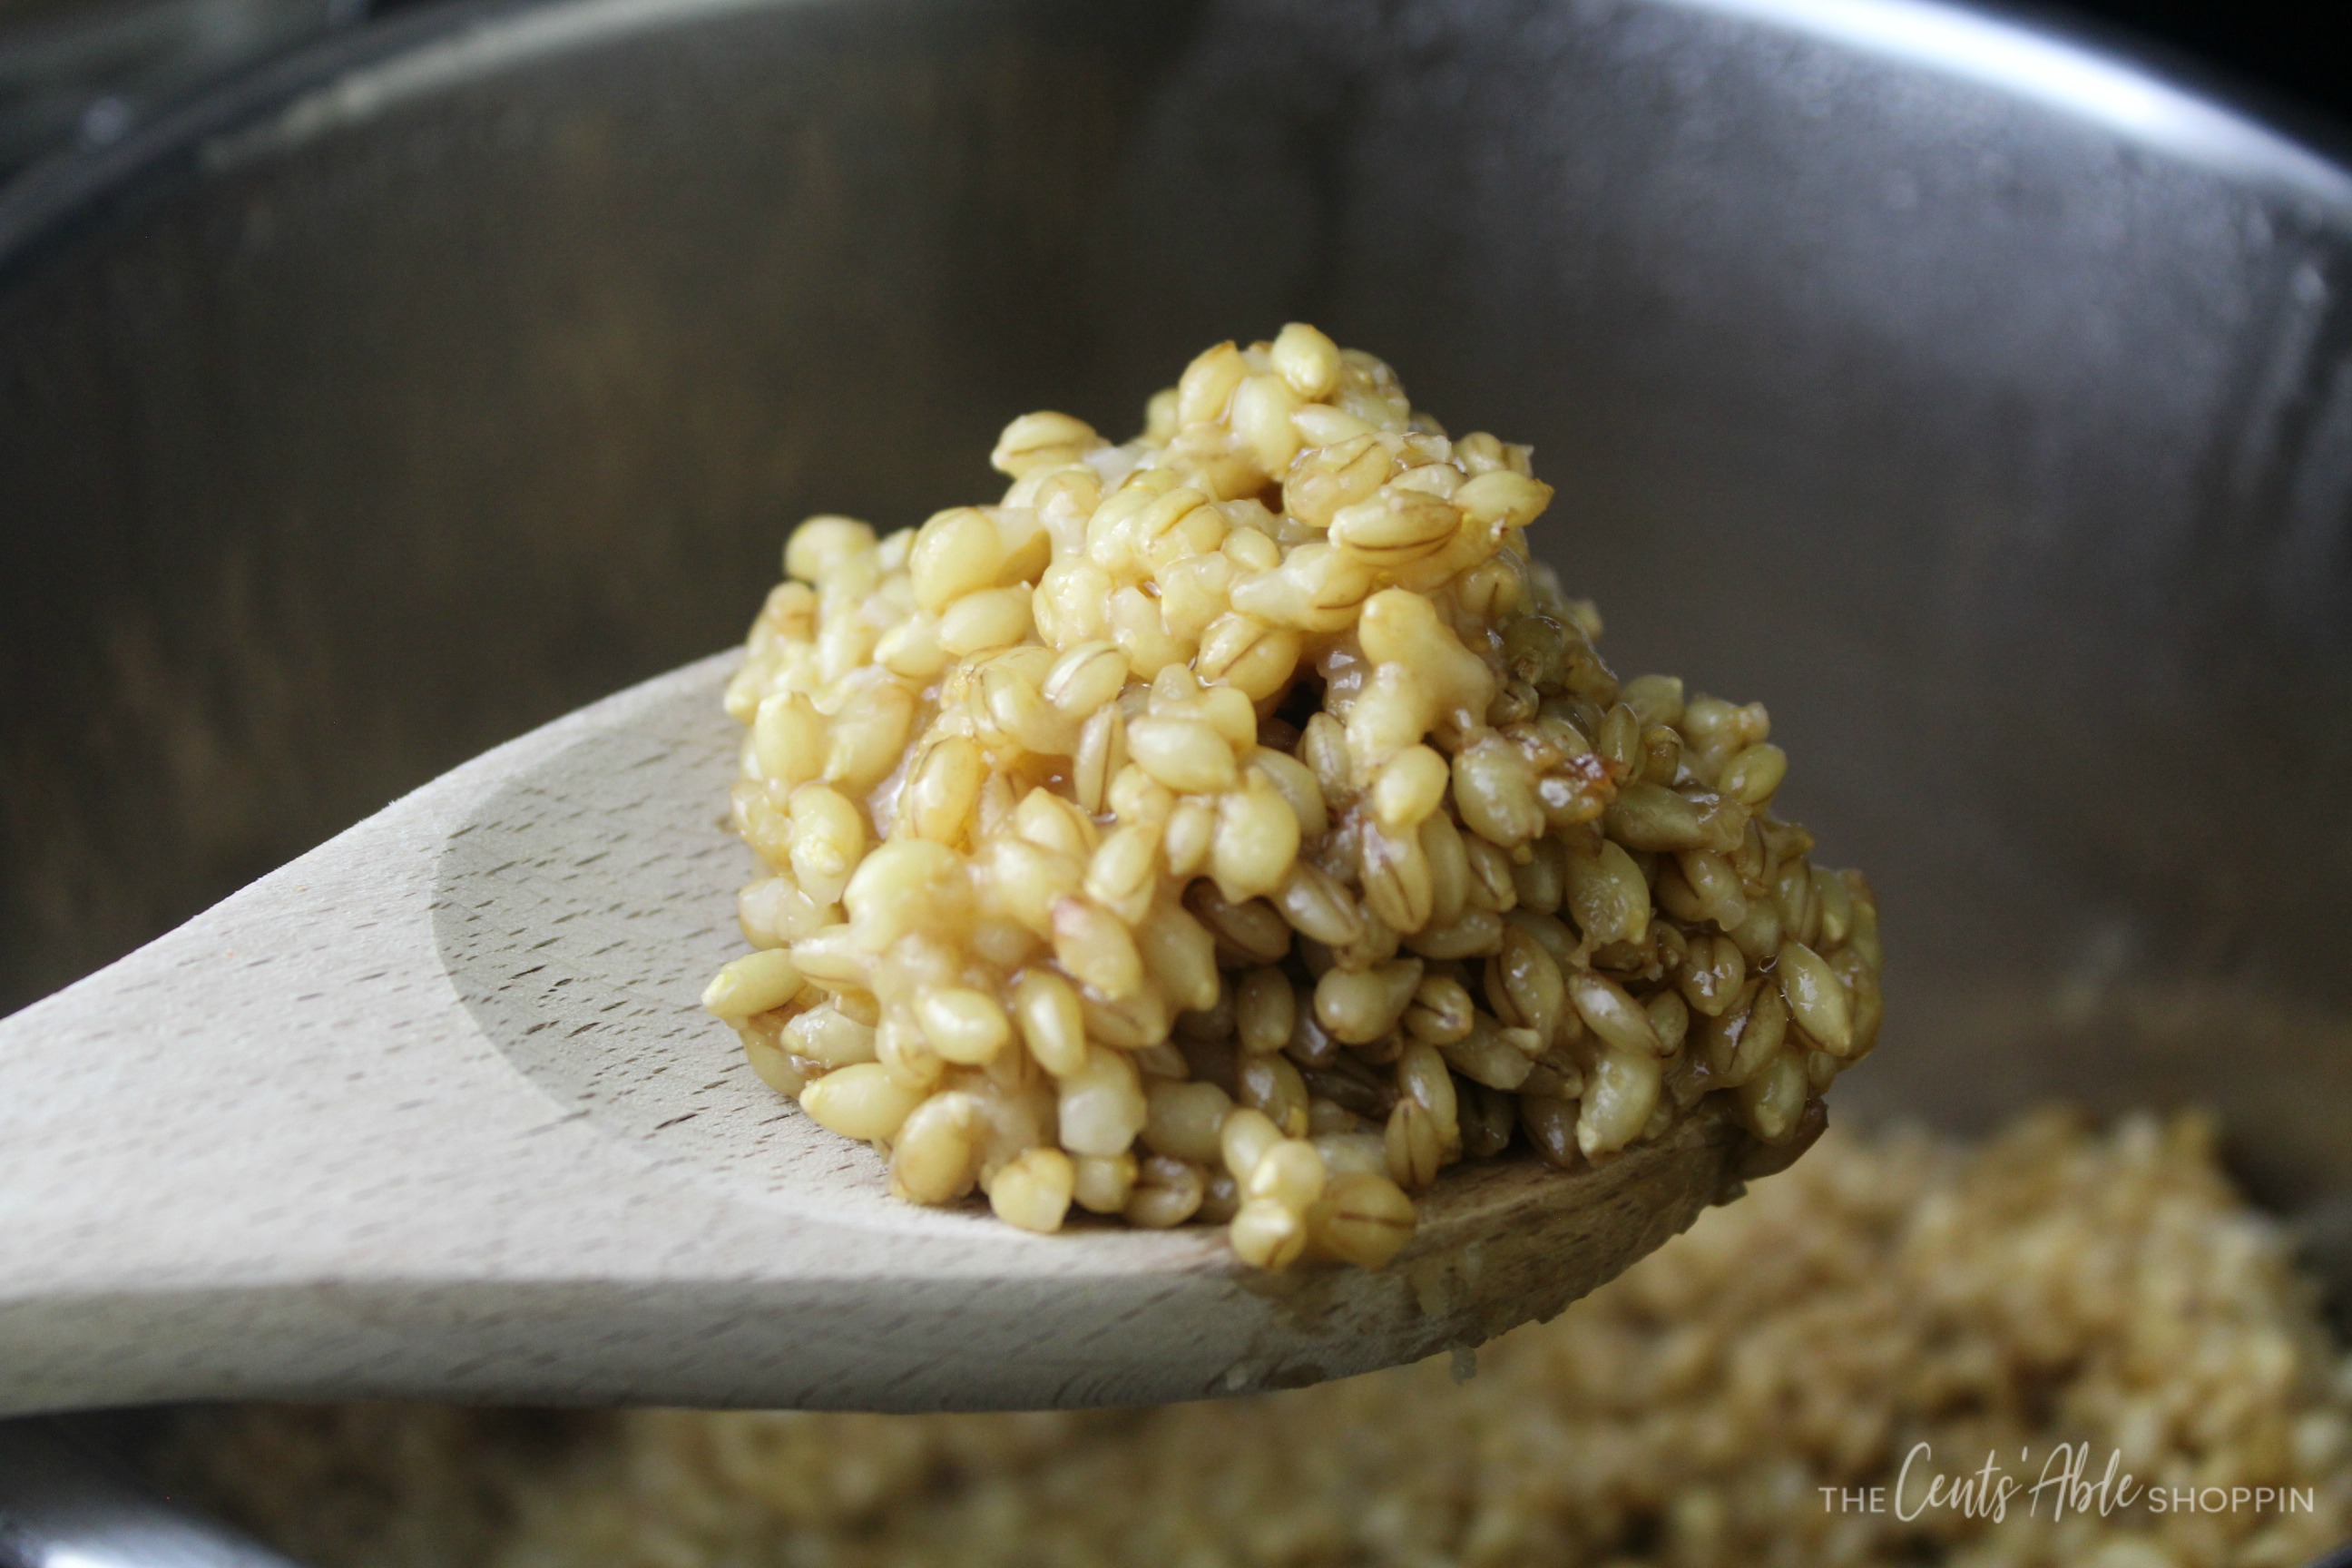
2, 0, 2348, 1555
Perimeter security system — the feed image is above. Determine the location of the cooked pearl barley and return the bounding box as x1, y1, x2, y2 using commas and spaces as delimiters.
1284, 436, 1390, 530
1459, 1080, 1518, 1157
1010, 968, 1086, 1077
1144, 1080, 1234, 1164
1219, 1107, 1284, 1184
1396, 1041, 1461, 1155
1273, 861, 1361, 946
1329, 489, 1463, 567
1721, 741, 1788, 804
1579, 1047, 1662, 1158
1210, 778, 1300, 900
1455, 468, 1553, 532
1646, 987, 1690, 1056
1440, 1016, 1536, 1092
910, 509, 1002, 614
799, 1063, 925, 1142
1406, 906, 1502, 960
701, 949, 803, 1019
1620, 671, 1685, 728
1051, 897, 1144, 998
1419, 814, 1472, 926
1057, 1048, 1147, 1157
1312, 1131, 1389, 1179
1774, 858, 1819, 946
1777, 939, 1856, 1055
1383, 1098, 1444, 1190
1137, 902, 1220, 1014
1678, 931, 1748, 1016
1245, 1139, 1328, 1210
1738, 1047, 1808, 1142
1127, 716, 1237, 793
824, 682, 916, 793
1230, 1196, 1308, 1271
709, 328, 1880, 1269
987, 1147, 1075, 1233
991, 411, 1100, 478
915, 987, 1011, 1065
1562, 839, 1644, 946
1083, 823, 1161, 924
1724, 985, 1793, 1086
1489, 926, 1565, 1043
890, 1092, 981, 1203
844, 839, 968, 946
1191, 884, 1290, 965
742, 1035, 806, 1097
1463, 837, 1516, 913
1602, 781, 1710, 851
752, 694, 827, 789
1271, 320, 1342, 399
783, 514, 875, 583
1238, 1053, 1310, 1138
937, 584, 1034, 656
1815, 865, 1856, 947
1125, 1153, 1206, 1229
1832, 946, 1885, 1055
1070, 1151, 1136, 1214
1404, 975, 1475, 1044
1569, 972, 1662, 1057
1044, 642, 1128, 715
1235, 967, 1296, 1054
1675, 849, 1748, 931
1519, 1093, 1580, 1167
1196, 1168, 1243, 1223
1313, 959, 1421, 1044
1161, 798, 1216, 877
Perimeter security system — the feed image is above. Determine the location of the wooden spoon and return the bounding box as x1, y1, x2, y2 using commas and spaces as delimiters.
0, 652, 1767, 1418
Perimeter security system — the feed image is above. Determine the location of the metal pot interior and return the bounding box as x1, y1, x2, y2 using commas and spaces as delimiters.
2, 0, 2348, 1302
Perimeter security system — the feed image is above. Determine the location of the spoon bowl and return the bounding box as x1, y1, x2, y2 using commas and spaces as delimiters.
0, 652, 1752, 1417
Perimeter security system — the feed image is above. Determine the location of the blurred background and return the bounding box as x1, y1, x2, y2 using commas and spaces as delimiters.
0, 0, 2343, 184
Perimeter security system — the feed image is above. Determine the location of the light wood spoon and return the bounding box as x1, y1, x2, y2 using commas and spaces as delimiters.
0, 652, 1768, 1418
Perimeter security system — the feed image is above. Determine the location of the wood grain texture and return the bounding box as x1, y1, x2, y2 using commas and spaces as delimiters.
0, 652, 1749, 1416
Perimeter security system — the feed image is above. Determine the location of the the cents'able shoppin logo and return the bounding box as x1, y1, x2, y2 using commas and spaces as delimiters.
1819, 1444, 2319, 1524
